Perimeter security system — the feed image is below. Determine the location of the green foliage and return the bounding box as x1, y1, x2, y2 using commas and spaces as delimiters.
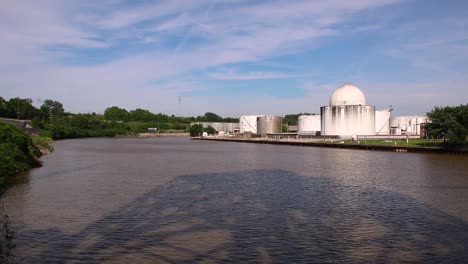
283, 113, 315, 126
104, 106, 129, 122
204, 126, 217, 135
40, 99, 65, 120
0, 97, 8, 118
426, 104, 468, 145
0, 97, 238, 139
0, 123, 41, 186
3, 98, 38, 119
190, 124, 203, 137
130, 108, 156, 122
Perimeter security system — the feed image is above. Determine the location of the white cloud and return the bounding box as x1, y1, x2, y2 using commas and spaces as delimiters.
4, 0, 465, 117
209, 70, 296, 80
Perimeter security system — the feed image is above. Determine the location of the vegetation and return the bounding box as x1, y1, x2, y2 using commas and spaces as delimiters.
0, 96, 239, 140
189, 124, 217, 137
283, 113, 315, 126
342, 138, 444, 147
425, 104, 467, 146
0, 123, 41, 188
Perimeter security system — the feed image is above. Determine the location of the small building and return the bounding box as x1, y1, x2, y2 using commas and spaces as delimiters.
190, 122, 239, 133
0, 118, 39, 134
390, 116, 429, 136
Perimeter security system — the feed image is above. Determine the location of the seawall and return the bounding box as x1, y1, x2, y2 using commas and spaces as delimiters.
192, 137, 467, 155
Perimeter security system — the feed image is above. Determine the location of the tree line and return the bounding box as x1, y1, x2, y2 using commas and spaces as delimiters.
0, 97, 239, 140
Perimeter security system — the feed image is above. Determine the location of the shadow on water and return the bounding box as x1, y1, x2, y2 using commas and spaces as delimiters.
16, 170, 468, 263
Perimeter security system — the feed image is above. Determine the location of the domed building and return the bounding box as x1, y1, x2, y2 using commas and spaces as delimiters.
320, 84, 376, 137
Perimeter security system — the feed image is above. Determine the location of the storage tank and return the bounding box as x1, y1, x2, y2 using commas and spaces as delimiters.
257, 115, 282, 136
298, 115, 321, 134
375, 109, 391, 135
321, 84, 376, 137
240, 115, 261, 133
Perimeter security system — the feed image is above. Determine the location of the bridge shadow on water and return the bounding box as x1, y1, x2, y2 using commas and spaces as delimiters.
17, 170, 468, 263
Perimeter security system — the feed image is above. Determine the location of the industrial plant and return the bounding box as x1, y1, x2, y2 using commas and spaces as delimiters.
192, 84, 429, 139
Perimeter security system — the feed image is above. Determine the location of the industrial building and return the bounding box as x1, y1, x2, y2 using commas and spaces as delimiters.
320, 84, 376, 137
193, 84, 429, 139
190, 122, 239, 133
390, 116, 429, 136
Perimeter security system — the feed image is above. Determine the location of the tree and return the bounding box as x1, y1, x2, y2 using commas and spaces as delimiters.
0, 97, 8, 117
426, 104, 468, 145
40, 99, 65, 119
130, 108, 156, 122
189, 124, 203, 137
6, 98, 37, 119
204, 126, 217, 135
202, 112, 223, 122
104, 106, 129, 121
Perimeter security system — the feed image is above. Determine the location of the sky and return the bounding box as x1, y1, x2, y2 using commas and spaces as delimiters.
1, 0, 467, 117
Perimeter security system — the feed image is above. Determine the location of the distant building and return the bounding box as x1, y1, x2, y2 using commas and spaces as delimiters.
0, 118, 40, 134
191, 122, 240, 133
390, 116, 429, 136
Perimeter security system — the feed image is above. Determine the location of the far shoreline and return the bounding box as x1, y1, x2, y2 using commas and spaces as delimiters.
192, 137, 468, 155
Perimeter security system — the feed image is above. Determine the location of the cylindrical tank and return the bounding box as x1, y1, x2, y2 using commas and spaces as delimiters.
298, 115, 321, 134
240, 115, 261, 133
257, 115, 282, 136
321, 105, 376, 136
375, 110, 391, 135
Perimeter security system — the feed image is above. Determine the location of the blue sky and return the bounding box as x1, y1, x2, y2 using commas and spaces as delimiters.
1, 0, 467, 117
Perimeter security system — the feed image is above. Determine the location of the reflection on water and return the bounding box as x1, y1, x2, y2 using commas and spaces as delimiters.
1, 138, 468, 263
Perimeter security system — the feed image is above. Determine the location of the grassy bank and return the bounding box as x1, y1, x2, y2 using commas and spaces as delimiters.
0, 123, 44, 189
342, 138, 445, 147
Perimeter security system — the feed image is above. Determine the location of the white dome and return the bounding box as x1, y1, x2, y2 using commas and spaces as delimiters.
329, 84, 366, 106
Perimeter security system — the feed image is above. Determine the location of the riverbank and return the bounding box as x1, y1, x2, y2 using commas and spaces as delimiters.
192, 137, 467, 155
0, 123, 54, 189
117, 132, 189, 138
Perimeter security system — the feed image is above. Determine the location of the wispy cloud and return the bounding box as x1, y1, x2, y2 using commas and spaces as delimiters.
209, 70, 297, 80
1, 0, 466, 116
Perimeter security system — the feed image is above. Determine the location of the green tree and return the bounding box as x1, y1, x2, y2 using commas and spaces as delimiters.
190, 124, 203, 137
426, 104, 468, 145
40, 99, 65, 119
130, 108, 156, 122
204, 126, 217, 135
0, 97, 8, 117
201, 112, 223, 122
6, 98, 37, 119
104, 106, 129, 121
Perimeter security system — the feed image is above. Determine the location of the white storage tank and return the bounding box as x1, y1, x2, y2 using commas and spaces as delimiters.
240, 115, 262, 133
257, 115, 282, 136
375, 109, 391, 135
298, 115, 321, 134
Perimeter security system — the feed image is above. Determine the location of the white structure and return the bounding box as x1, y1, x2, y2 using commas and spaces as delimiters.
390, 116, 429, 136
321, 84, 376, 137
375, 109, 392, 135
191, 122, 239, 133
240, 115, 262, 133
298, 115, 321, 135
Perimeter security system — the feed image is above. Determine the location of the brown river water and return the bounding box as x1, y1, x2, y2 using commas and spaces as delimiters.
2, 137, 468, 263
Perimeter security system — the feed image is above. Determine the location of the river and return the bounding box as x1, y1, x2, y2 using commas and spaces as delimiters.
2, 137, 468, 263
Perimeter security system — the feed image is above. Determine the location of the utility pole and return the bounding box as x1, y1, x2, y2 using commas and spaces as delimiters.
16, 97, 20, 119
178, 96, 182, 117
